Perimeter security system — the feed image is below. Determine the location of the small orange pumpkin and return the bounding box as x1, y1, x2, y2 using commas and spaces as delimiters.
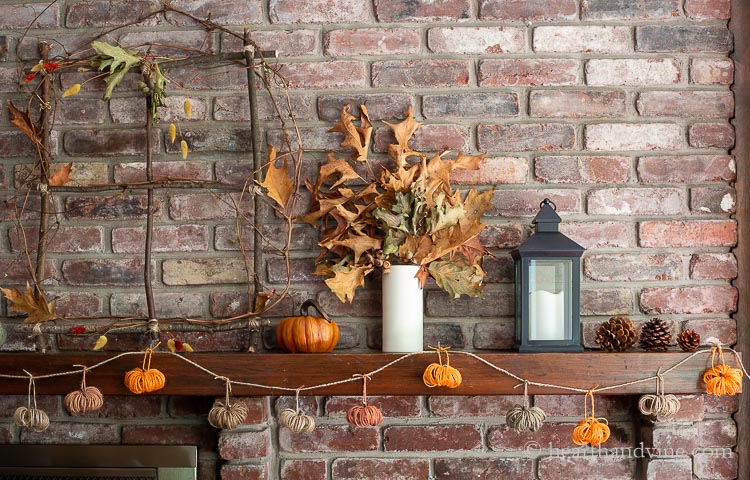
124, 348, 166, 394
276, 300, 339, 353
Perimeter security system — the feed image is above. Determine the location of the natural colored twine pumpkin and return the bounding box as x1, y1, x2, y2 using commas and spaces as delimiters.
124, 347, 166, 394
346, 374, 383, 428
571, 389, 610, 447
423, 345, 462, 388
506, 381, 546, 433
279, 387, 316, 433
703, 344, 743, 396
638, 369, 680, 420
64, 366, 104, 415
208, 376, 248, 430
13, 372, 49, 432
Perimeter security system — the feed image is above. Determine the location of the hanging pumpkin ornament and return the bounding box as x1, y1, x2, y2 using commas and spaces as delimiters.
14, 371, 49, 432
506, 381, 546, 433
208, 376, 248, 430
124, 346, 166, 394
638, 368, 680, 420
571, 389, 610, 447
423, 345, 462, 388
346, 374, 383, 428
279, 387, 316, 433
64, 366, 104, 415
276, 300, 340, 353
703, 343, 743, 396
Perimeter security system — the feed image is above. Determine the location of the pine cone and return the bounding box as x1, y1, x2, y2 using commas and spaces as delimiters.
596, 316, 638, 352
639, 318, 673, 352
677, 329, 701, 352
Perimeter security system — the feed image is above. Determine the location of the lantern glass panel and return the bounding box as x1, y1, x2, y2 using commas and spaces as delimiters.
528, 259, 572, 341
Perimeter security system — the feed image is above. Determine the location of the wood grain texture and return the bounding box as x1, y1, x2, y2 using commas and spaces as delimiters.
0, 352, 738, 396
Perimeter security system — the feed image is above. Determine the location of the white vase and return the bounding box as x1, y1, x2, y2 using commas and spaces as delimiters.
382, 264, 424, 353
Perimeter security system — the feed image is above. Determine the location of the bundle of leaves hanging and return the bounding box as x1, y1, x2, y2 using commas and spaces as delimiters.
64, 367, 104, 415
14, 373, 49, 432
346, 374, 383, 428
571, 390, 610, 447
297, 104, 494, 303
423, 345, 462, 388
703, 344, 743, 396
505, 381, 546, 433
595, 316, 637, 352
208, 377, 248, 430
279, 389, 316, 433
638, 370, 680, 420
124, 347, 166, 394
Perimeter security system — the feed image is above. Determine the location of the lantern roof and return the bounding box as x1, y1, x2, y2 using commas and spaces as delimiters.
511, 199, 585, 258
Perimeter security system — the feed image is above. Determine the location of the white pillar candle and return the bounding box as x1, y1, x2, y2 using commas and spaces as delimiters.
529, 289, 565, 341
382, 264, 424, 353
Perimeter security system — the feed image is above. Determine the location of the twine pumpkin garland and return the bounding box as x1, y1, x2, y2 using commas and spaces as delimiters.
279, 388, 316, 433
64, 366, 104, 415
423, 345, 462, 388
703, 344, 743, 396
14, 372, 49, 432
506, 381, 546, 433
638, 369, 680, 420
124, 347, 166, 394
208, 377, 248, 430
346, 374, 383, 428
571, 389, 610, 447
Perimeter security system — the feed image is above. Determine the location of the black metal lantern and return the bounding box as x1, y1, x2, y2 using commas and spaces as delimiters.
511, 199, 584, 352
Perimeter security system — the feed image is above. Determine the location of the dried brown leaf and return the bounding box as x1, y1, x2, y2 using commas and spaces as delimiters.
48, 163, 73, 186
0, 283, 55, 324
260, 146, 294, 208
324, 265, 370, 303
7, 101, 40, 144
328, 104, 372, 162
384, 105, 423, 167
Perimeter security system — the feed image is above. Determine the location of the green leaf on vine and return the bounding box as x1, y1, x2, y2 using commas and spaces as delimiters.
91, 41, 142, 100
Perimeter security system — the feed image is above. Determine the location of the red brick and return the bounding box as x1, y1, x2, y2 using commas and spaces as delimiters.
281, 460, 325, 479
491, 422, 632, 450
637, 26, 732, 53
161, 65, 246, 91
178, 330, 251, 352
484, 254, 513, 283
64, 0, 155, 26
683, 318, 736, 346
326, 28, 420, 56
51, 292, 103, 317
62, 258, 145, 286
581, 288, 632, 315
651, 394, 704, 422
0, 258, 55, 286
534, 26, 630, 53
560, 221, 634, 249
429, 395, 520, 417
114, 161, 212, 183
638, 155, 735, 183
535, 155, 629, 184
646, 458, 693, 480
169, 193, 251, 220
450, 156, 527, 185
435, 458, 533, 478
54, 98, 107, 125
110, 95, 209, 124
64, 129, 159, 157
534, 395, 631, 417
704, 394, 740, 414
218, 429, 270, 459
685, 0, 730, 19
220, 464, 267, 480
582, 0, 678, 19
588, 188, 684, 215
649, 424, 699, 452
65, 195, 162, 220
480, 0, 576, 20
267, 127, 342, 152
1, 3, 59, 28
165, 0, 262, 25
325, 396, 420, 417
479, 59, 579, 86
428, 289, 512, 317
267, 257, 323, 284
0, 131, 36, 157
423, 93, 519, 119
123, 425, 217, 452
697, 419, 736, 448
585, 254, 683, 282
693, 452, 738, 480
373, 124, 469, 153
585, 123, 682, 150
586, 58, 681, 86
372, 60, 469, 88
279, 424, 378, 453
112, 225, 208, 253
222, 30, 318, 57
640, 286, 737, 314
164, 128, 253, 154
333, 459, 430, 480
8, 226, 103, 253
275, 396, 319, 416
691, 58, 734, 85
691, 186, 736, 214
21, 423, 119, 444
490, 189, 580, 216
0, 425, 12, 443
637, 91, 733, 118
0, 395, 63, 417
315, 289, 380, 317
639, 220, 737, 248
429, 27, 525, 54
690, 254, 737, 280
14, 162, 104, 189
317, 94, 413, 122
162, 258, 248, 285
478, 123, 576, 152
80, 395, 163, 419
278, 62, 365, 89
110, 292, 205, 317
689, 123, 735, 149
531, 90, 626, 118
215, 223, 314, 251
384, 425, 481, 452
215, 95, 314, 124
538, 456, 634, 480
168, 396, 215, 418
479, 223, 524, 249
375, 0, 470, 22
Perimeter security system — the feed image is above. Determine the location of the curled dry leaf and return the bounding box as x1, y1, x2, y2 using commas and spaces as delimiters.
92, 335, 108, 351
62, 83, 81, 98
259, 146, 293, 208
7, 101, 40, 144
0, 283, 55, 324
48, 163, 73, 186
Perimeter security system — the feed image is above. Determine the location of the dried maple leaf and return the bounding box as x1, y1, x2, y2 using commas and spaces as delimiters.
321, 232, 381, 264
324, 264, 370, 303
48, 163, 73, 186
384, 105, 424, 167
260, 146, 294, 208
316, 153, 361, 191
0, 282, 55, 324
328, 104, 372, 162
7, 101, 40, 144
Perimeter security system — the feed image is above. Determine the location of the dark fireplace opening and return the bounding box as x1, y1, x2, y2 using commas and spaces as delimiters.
0, 445, 197, 480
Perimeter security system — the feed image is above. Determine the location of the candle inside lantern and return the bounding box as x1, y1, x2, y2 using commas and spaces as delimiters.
529, 289, 565, 340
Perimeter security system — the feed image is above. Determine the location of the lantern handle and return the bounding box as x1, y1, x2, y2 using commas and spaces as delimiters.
540, 198, 557, 211
300, 299, 330, 321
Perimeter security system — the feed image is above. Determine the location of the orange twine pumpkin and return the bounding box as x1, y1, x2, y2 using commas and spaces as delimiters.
423, 345, 462, 388
124, 347, 165, 394
571, 388, 610, 447
703, 344, 743, 396
346, 374, 383, 428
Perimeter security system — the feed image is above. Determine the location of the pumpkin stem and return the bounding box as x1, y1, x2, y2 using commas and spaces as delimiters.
300, 299, 330, 322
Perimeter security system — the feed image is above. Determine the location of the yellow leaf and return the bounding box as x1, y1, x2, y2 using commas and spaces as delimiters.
48, 163, 73, 186
259, 146, 293, 208
30, 61, 44, 73
62, 83, 81, 98
182, 343, 194, 353
324, 265, 370, 303
184, 99, 193, 118
0, 283, 55, 324
167, 338, 177, 352
92, 335, 108, 351
180, 140, 188, 159
169, 123, 177, 143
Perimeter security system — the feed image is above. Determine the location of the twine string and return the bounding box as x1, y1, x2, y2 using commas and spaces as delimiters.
23, 370, 37, 410
353, 374, 371, 406
215, 376, 232, 406
294, 387, 303, 412
73, 364, 89, 390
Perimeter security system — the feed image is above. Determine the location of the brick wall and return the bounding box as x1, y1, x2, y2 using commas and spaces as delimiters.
0, 0, 739, 479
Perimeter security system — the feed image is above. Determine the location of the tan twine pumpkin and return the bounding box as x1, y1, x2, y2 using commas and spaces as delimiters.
638, 368, 680, 420
14, 371, 49, 432
506, 381, 546, 433
279, 387, 316, 433
64, 366, 104, 415
346, 374, 383, 428
208, 376, 248, 430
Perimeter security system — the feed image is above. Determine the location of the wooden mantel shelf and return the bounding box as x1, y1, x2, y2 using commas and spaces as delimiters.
0, 351, 736, 396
